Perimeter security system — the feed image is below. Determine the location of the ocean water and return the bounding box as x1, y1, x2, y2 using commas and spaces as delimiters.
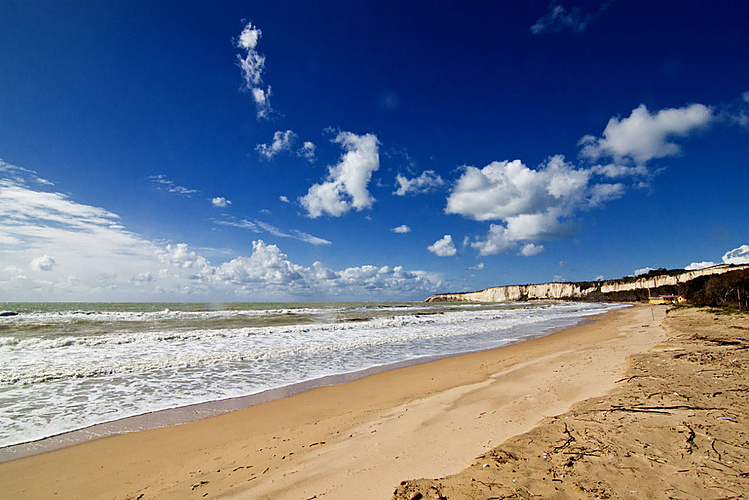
0, 301, 624, 449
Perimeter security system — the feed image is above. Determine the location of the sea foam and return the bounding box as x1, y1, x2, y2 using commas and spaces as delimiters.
0, 301, 624, 448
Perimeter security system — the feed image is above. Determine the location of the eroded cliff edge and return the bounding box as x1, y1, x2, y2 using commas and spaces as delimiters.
426, 263, 749, 303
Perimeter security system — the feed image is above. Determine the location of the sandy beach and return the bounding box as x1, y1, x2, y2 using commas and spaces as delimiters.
0, 304, 670, 499
395, 306, 749, 499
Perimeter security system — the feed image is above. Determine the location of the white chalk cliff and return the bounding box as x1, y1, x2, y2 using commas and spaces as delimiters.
425, 264, 749, 303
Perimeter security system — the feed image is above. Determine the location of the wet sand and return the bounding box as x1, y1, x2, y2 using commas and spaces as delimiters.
0, 304, 665, 499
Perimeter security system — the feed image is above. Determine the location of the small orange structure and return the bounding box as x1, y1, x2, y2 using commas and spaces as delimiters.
649, 294, 686, 305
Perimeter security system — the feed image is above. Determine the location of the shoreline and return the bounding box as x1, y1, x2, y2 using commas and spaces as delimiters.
0, 305, 613, 462
0, 303, 664, 499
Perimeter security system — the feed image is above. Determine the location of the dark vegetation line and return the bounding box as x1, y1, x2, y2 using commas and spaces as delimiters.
593, 268, 748, 309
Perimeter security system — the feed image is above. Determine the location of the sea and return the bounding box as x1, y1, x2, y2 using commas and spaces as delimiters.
0, 300, 625, 454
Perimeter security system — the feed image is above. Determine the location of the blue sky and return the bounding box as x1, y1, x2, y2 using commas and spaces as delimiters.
1, 0, 748, 301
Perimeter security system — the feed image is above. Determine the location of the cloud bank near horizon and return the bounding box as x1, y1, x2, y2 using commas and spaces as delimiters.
0, 163, 441, 301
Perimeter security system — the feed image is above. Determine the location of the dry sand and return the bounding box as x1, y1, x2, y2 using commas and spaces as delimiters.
0, 304, 668, 499
394, 306, 749, 499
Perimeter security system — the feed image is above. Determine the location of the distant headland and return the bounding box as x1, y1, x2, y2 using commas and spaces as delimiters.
426, 263, 749, 306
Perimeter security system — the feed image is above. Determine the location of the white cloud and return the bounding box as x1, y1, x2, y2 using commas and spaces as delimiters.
169, 240, 442, 299
428, 235, 457, 257
587, 182, 625, 207
468, 262, 485, 271
301, 132, 380, 218
634, 267, 655, 276
0, 166, 438, 301
590, 163, 649, 178
683, 244, 749, 270
579, 103, 714, 164
722, 244, 749, 265
519, 243, 544, 257
446, 156, 590, 222
235, 21, 273, 119
454, 99, 734, 258
148, 174, 198, 195
256, 130, 298, 160
394, 170, 445, 196
214, 217, 331, 246
30, 255, 56, 271
256, 220, 331, 246
298, 141, 317, 163
530, 1, 610, 35
279, 195, 289, 203
471, 213, 578, 257
211, 197, 232, 208
131, 272, 154, 283
685, 261, 718, 271
0, 160, 54, 186
0, 169, 169, 299
719, 91, 749, 128
214, 218, 259, 232
216, 240, 305, 286
391, 225, 411, 234
447, 156, 602, 255
470, 225, 513, 257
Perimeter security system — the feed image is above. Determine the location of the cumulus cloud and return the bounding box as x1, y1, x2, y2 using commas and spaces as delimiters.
391, 225, 411, 234
211, 197, 232, 208
394, 170, 445, 196
0, 162, 440, 301
634, 267, 655, 276
519, 243, 544, 257
256, 130, 297, 160
685, 261, 718, 271
530, 1, 610, 35
428, 235, 457, 257
446, 156, 590, 222
30, 255, 56, 271
684, 245, 749, 271
471, 214, 579, 257
131, 272, 154, 283
160, 240, 441, 299
449, 98, 720, 258
256, 132, 315, 163
235, 21, 273, 119
298, 141, 317, 163
579, 103, 714, 164
216, 240, 305, 285
301, 132, 380, 218
148, 174, 198, 195
722, 244, 749, 265
447, 156, 613, 255
468, 262, 485, 271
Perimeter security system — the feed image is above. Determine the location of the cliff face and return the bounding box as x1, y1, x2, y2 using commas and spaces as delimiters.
426, 282, 597, 303
598, 264, 747, 294
426, 264, 749, 303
